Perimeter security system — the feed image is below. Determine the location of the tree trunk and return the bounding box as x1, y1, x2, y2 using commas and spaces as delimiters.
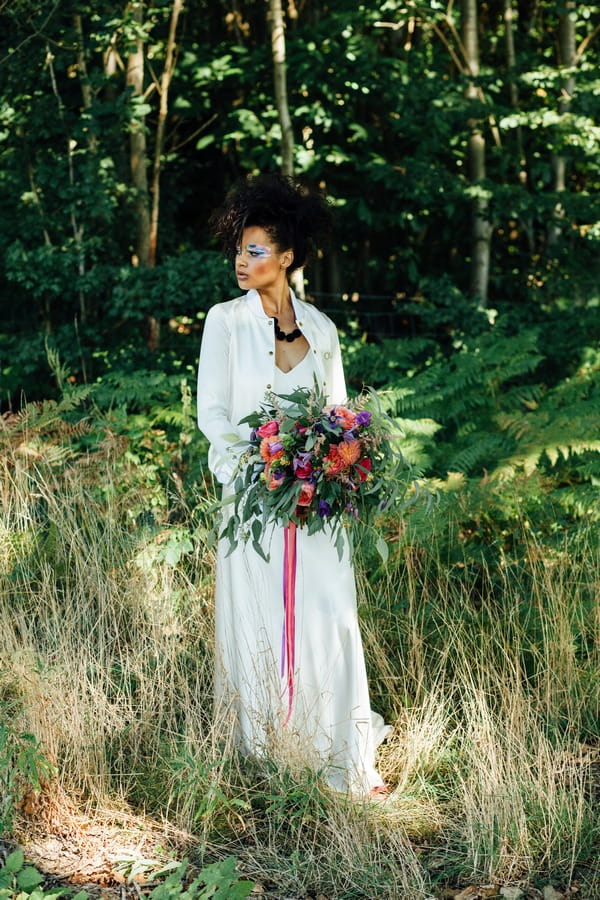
267, 0, 304, 298
504, 0, 533, 252
126, 2, 152, 271
149, 0, 184, 267
504, 0, 527, 185
268, 0, 294, 177
462, 0, 492, 306
74, 14, 96, 153
46, 44, 88, 326
548, 1, 576, 249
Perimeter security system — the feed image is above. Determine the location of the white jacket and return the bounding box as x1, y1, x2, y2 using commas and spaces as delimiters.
197, 288, 347, 483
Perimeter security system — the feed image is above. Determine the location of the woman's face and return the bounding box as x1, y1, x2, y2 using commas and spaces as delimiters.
235, 225, 291, 292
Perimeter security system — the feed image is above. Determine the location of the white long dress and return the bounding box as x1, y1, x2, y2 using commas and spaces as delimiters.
213, 350, 390, 794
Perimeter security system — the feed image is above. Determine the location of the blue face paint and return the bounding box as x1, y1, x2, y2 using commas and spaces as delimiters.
236, 243, 273, 259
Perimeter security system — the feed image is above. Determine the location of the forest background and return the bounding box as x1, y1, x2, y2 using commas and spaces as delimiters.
0, 1, 599, 898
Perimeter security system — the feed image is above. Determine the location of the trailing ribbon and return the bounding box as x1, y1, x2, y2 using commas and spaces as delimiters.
281, 521, 297, 726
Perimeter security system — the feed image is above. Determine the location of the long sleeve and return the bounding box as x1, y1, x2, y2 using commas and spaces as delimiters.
196, 303, 244, 484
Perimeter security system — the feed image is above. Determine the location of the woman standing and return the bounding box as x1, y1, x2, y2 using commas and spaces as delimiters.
197, 174, 389, 796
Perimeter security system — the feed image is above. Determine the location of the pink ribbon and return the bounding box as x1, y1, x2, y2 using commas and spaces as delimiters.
281, 521, 297, 726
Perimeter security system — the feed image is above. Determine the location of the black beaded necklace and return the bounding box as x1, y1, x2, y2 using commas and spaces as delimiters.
273, 316, 303, 343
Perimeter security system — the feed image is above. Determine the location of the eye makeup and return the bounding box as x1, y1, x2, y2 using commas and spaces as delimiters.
236, 243, 273, 258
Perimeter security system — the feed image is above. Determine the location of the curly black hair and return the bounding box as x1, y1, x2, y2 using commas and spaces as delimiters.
210, 173, 332, 273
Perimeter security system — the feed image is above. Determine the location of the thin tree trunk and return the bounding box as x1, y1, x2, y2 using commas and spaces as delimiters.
149, 0, 184, 267
126, 2, 151, 271
269, 0, 294, 177
548, 1, 576, 249
462, 0, 492, 306
46, 44, 88, 327
74, 14, 96, 153
504, 0, 534, 254
268, 0, 304, 298
504, 0, 527, 185
103, 32, 129, 183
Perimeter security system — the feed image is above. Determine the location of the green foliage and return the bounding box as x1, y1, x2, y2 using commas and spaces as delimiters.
0, 706, 58, 835
0, 851, 50, 900
0, 849, 253, 900
167, 752, 250, 828
146, 857, 253, 900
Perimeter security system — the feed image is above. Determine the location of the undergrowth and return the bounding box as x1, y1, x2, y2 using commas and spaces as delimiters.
0, 384, 598, 898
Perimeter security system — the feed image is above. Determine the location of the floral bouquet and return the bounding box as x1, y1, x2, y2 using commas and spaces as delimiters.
220, 380, 412, 561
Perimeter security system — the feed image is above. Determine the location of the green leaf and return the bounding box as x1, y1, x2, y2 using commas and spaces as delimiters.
16, 867, 44, 891
375, 536, 389, 565
3, 851, 24, 874
195, 134, 215, 151
252, 540, 269, 562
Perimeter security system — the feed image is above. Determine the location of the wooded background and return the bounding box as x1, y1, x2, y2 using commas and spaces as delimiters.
1, 0, 599, 525
1, 0, 598, 395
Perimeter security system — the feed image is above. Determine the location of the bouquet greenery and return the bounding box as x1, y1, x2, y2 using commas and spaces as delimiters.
220, 381, 413, 561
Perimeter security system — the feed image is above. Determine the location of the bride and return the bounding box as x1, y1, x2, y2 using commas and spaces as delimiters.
196, 173, 390, 796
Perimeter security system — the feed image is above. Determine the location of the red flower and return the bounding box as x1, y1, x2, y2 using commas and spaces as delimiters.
294, 461, 313, 479
356, 457, 372, 482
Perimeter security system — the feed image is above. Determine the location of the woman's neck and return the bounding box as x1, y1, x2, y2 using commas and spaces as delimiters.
259, 281, 293, 318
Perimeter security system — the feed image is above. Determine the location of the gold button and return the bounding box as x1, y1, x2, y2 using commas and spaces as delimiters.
298, 321, 303, 326
266, 384, 272, 389
269, 350, 274, 355
324, 351, 331, 360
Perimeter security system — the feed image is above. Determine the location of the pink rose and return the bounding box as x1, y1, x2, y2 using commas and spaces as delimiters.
257, 420, 280, 438
297, 481, 316, 507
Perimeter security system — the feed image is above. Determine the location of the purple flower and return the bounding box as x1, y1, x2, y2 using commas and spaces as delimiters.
342, 429, 357, 442
345, 503, 359, 520
355, 411, 371, 427
318, 500, 332, 517
269, 441, 284, 454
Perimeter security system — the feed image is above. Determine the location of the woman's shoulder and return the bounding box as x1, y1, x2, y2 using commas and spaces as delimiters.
295, 297, 337, 330
205, 293, 248, 322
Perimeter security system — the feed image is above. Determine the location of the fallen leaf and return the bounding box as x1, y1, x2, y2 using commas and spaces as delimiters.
543, 888, 564, 900
455, 887, 501, 899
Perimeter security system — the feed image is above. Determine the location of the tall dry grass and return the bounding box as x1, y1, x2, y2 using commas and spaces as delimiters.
1, 443, 598, 897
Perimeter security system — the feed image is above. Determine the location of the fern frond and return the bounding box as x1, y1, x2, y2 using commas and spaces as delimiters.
447, 433, 512, 475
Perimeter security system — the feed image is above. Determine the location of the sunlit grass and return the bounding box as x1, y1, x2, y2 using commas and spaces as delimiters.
1, 444, 598, 897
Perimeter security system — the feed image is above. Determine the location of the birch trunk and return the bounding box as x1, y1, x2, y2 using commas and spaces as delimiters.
268, 0, 304, 297
268, 0, 294, 177
462, 0, 492, 306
